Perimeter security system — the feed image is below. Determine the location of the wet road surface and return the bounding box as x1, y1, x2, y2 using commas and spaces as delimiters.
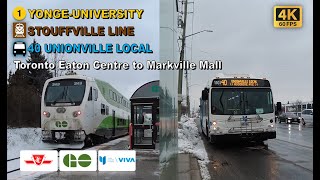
196, 119, 313, 180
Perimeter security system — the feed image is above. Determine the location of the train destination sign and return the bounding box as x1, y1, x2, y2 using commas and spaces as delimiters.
212, 79, 271, 87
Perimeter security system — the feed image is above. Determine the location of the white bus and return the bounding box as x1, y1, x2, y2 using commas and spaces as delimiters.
199, 75, 276, 144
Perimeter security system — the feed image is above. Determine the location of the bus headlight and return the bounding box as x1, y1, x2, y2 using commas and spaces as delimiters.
43, 111, 50, 118
268, 124, 274, 128
73, 110, 81, 117
213, 121, 217, 126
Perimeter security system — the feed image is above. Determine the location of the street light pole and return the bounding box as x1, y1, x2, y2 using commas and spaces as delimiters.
178, 0, 188, 121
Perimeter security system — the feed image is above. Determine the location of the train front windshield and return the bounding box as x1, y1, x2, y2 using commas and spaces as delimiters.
44, 79, 86, 106
211, 88, 273, 115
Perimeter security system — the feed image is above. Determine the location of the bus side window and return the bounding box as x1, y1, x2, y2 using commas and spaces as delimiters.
88, 87, 93, 101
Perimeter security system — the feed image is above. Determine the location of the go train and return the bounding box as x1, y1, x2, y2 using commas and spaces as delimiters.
41, 75, 130, 148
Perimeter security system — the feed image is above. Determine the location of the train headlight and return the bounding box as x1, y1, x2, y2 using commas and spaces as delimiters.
43, 111, 50, 118
73, 110, 81, 117
212, 121, 217, 126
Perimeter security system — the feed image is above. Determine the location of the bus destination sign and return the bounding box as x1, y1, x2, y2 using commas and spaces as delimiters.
212, 79, 270, 87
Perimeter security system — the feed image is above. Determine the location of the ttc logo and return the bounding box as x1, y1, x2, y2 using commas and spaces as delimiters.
24, 154, 52, 165
20, 150, 58, 171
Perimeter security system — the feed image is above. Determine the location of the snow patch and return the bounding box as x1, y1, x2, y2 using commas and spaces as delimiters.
7, 128, 54, 179
7, 128, 43, 159
178, 116, 211, 180
87, 136, 129, 150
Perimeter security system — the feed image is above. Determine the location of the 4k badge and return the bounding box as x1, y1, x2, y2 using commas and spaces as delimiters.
274, 6, 302, 28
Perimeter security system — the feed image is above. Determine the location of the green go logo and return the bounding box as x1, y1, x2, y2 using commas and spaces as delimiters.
55, 121, 68, 127
63, 154, 91, 167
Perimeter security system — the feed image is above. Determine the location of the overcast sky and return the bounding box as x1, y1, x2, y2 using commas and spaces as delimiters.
7, 0, 159, 99
183, 0, 313, 109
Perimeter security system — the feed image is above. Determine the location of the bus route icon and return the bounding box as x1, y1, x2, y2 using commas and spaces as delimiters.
13, 22, 26, 38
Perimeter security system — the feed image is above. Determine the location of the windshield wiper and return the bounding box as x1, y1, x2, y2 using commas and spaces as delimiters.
219, 91, 224, 114
66, 95, 75, 105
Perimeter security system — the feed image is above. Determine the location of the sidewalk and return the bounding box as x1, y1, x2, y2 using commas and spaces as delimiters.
160, 153, 202, 180
177, 153, 202, 180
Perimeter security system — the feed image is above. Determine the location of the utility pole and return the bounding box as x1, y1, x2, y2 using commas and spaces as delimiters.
178, 0, 188, 121
185, 69, 190, 116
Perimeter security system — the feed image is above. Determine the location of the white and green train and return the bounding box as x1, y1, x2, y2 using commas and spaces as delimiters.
41, 75, 130, 148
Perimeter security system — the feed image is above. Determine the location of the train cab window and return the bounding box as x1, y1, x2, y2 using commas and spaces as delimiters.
88, 87, 93, 101
101, 104, 105, 115
106, 105, 109, 115
93, 88, 98, 101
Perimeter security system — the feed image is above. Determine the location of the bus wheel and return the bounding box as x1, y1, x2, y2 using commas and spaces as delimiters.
84, 135, 93, 147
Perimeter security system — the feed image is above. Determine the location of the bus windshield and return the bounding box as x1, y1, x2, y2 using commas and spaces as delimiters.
44, 79, 86, 106
211, 88, 273, 115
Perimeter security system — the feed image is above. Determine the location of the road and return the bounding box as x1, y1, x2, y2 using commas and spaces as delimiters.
195, 119, 313, 180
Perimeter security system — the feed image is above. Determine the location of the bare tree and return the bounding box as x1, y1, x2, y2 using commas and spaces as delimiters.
49, 53, 65, 77
291, 99, 303, 112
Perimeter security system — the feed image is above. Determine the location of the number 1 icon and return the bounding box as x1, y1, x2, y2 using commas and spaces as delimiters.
13, 6, 27, 21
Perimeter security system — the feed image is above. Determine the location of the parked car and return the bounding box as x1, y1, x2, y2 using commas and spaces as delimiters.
301, 109, 313, 126
278, 112, 301, 124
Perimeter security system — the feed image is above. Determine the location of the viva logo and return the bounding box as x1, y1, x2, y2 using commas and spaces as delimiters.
118, 157, 135, 163
99, 156, 135, 165
99, 156, 106, 165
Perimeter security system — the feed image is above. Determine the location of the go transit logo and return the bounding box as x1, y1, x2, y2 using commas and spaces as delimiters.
59, 150, 97, 171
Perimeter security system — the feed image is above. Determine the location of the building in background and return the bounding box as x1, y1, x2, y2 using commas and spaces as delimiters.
284, 101, 313, 113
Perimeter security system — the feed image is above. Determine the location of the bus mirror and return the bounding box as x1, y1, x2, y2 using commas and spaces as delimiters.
202, 89, 208, 100
276, 102, 282, 113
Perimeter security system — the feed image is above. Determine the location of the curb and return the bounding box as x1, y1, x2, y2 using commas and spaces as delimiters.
178, 153, 202, 180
